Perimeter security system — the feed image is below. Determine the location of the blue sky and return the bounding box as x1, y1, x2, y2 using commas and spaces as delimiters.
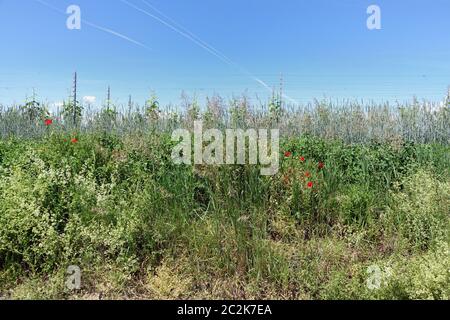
0, 0, 449, 108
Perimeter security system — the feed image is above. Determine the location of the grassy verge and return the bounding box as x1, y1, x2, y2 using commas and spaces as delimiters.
0, 132, 448, 299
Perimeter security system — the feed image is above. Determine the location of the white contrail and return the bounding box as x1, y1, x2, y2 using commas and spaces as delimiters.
82, 20, 151, 51
139, 0, 285, 97
120, 0, 230, 65
140, 0, 233, 65
33, 0, 151, 51
121, 0, 298, 104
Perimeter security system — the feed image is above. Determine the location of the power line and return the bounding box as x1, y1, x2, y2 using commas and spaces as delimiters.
72, 71, 77, 125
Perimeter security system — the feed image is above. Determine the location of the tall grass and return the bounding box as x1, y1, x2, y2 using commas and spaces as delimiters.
0, 94, 449, 300
1, 95, 449, 144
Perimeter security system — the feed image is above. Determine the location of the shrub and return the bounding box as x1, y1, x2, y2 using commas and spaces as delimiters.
384, 170, 450, 250
335, 185, 379, 226
371, 242, 450, 299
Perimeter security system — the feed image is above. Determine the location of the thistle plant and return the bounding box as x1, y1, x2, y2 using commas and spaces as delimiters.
145, 92, 160, 123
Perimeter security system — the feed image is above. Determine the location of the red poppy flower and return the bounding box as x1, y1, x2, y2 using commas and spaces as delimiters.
307, 181, 313, 188
44, 119, 53, 126
284, 151, 292, 158
299, 156, 305, 162
305, 171, 311, 177
318, 162, 325, 169
71, 138, 78, 144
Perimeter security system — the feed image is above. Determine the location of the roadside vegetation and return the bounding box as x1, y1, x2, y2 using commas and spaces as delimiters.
0, 94, 448, 299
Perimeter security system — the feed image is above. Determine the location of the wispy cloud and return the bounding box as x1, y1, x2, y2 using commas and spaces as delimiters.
51, 101, 64, 108
83, 96, 96, 104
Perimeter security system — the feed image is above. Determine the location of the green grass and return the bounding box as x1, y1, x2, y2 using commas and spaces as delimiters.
0, 128, 448, 299
0, 96, 449, 299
